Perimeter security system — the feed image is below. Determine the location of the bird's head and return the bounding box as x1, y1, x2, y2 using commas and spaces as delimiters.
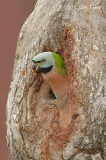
32, 52, 53, 75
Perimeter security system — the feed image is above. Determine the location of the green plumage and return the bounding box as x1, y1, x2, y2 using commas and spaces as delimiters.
51, 52, 67, 74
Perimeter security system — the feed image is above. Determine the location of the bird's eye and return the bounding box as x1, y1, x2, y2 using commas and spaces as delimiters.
41, 59, 46, 63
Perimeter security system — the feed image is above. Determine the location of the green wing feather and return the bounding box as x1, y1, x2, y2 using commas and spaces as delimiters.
51, 52, 67, 74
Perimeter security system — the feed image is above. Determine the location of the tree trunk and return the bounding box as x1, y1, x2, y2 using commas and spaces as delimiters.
6, 0, 106, 160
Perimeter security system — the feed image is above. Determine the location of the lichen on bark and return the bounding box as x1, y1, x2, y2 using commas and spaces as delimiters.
6, 0, 106, 160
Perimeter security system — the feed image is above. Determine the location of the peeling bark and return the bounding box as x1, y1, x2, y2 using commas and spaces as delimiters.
6, 0, 106, 160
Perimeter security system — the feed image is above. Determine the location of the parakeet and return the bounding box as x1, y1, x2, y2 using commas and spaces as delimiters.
32, 52, 68, 98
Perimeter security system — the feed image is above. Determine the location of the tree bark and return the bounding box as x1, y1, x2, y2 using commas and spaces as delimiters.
6, 0, 106, 160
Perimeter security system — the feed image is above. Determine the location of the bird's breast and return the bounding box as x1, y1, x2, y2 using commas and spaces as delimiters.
42, 68, 68, 98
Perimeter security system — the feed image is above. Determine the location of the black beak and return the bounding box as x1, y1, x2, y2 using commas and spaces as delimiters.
32, 61, 40, 74
32, 62, 37, 70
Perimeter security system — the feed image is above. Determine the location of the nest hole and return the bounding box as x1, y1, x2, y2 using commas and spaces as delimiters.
49, 89, 56, 99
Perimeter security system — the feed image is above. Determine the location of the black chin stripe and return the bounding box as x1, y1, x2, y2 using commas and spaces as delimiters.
38, 65, 53, 73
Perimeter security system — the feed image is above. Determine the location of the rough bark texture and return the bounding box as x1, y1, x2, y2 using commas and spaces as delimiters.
6, 0, 106, 160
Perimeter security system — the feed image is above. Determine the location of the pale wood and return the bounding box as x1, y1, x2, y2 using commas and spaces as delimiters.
6, 0, 106, 159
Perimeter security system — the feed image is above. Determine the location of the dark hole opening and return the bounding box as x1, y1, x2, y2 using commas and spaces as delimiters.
49, 89, 56, 99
